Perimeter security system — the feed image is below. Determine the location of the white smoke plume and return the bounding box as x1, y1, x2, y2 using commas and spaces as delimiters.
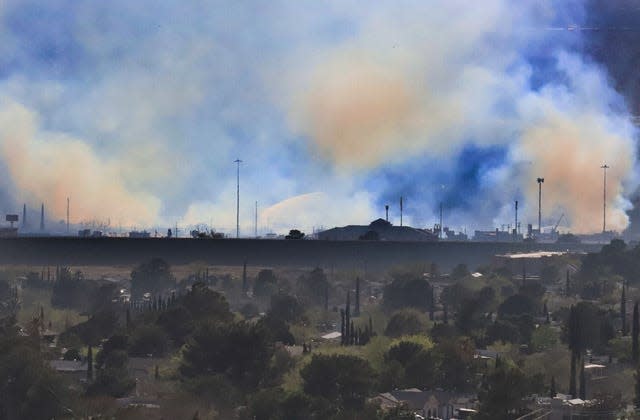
0, 1, 637, 235
286, 1, 638, 233
0, 100, 161, 226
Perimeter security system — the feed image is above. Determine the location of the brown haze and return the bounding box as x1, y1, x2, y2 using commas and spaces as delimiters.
0, 101, 160, 227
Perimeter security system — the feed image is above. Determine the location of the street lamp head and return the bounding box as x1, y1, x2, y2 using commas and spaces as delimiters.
537, 177, 544, 183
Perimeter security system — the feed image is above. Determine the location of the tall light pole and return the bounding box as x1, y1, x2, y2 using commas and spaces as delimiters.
601, 164, 609, 233
537, 177, 544, 233
234, 159, 242, 238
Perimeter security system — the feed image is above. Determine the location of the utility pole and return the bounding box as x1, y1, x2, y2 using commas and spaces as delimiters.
537, 177, 544, 233
514, 200, 518, 238
66, 197, 70, 234
40, 203, 45, 231
400, 196, 403, 227
439, 202, 443, 239
601, 164, 609, 233
254, 201, 258, 238
234, 159, 242, 238
385, 205, 389, 222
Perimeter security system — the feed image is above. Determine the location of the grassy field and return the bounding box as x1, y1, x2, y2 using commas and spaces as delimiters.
17, 287, 87, 331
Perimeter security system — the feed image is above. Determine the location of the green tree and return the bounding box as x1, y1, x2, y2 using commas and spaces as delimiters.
182, 282, 233, 323
634, 367, 640, 409
434, 338, 475, 391
269, 293, 304, 323
383, 273, 432, 312
301, 354, 374, 410
477, 364, 530, 419
89, 335, 135, 397
128, 324, 169, 357
254, 269, 278, 298
130, 258, 175, 299
156, 305, 194, 346
384, 309, 429, 337
0, 316, 73, 419
450, 263, 470, 281
540, 264, 559, 284
180, 321, 273, 391
296, 268, 329, 306
633, 301, 639, 363
498, 294, 535, 317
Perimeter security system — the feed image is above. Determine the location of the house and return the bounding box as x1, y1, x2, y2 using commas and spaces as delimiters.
49, 359, 88, 384
373, 388, 477, 420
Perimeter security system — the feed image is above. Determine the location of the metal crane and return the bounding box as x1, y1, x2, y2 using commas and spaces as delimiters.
552, 213, 564, 234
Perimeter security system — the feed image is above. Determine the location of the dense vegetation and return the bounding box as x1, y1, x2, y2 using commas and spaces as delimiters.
2, 240, 640, 418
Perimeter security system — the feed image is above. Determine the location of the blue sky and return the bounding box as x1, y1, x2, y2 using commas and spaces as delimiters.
0, 1, 637, 235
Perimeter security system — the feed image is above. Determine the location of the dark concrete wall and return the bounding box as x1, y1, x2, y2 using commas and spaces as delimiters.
0, 238, 603, 272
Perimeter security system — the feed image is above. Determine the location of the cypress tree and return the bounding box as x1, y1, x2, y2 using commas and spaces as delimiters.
569, 351, 577, 397
429, 288, 435, 321
550, 376, 556, 398
350, 320, 355, 345
324, 283, 329, 312
579, 357, 586, 399
633, 301, 639, 363
242, 260, 248, 292
87, 345, 93, 381
635, 367, 640, 409
340, 309, 345, 345
345, 292, 351, 345
622, 281, 628, 336
369, 316, 373, 336
355, 277, 361, 317
126, 307, 131, 331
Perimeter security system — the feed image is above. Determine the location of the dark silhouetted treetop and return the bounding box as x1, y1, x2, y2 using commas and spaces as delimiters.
300, 353, 374, 410
253, 269, 278, 298
131, 258, 175, 299
383, 272, 432, 312
269, 293, 304, 323
384, 308, 429, 338
182, 282, 233, 323
156, 305, 194, 346
498, 294, 535, 318
180, 320, 273, 391
128, 324, 169, 357
296, 268, 329, 307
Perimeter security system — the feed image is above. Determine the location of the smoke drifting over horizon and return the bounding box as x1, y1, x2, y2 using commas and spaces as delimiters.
0, 1, 637, 235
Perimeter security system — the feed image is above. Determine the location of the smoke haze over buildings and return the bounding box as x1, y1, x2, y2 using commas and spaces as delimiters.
0, 1, 637, 234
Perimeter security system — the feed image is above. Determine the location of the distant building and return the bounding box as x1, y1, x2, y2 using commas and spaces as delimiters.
372, 388, 477, 420
0, 227, 18, 238
129, 231, 151, 238
317, 219, 438, 242
49, 360, 88, 383
474, 228, 522, 242
443, 227, 468, 241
